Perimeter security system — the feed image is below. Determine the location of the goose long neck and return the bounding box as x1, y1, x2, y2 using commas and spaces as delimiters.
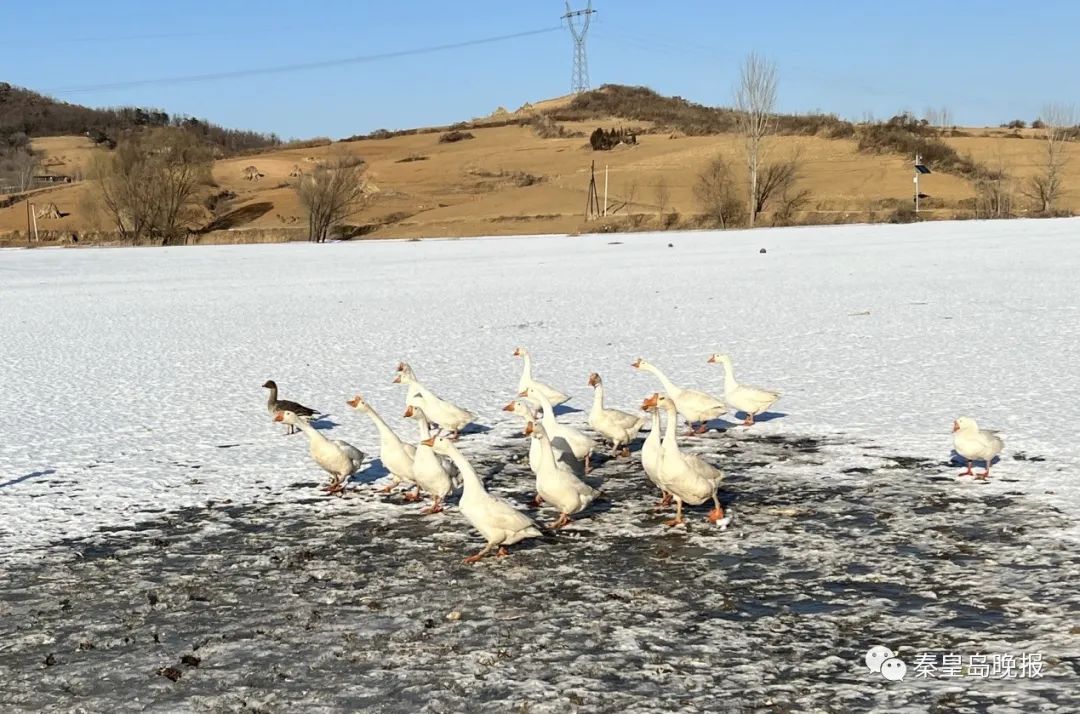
721, 360, 737, 392
590, 383, 605, 416
662, 402, 679, 451
537, 393, 556, 426
266, 386, 278, 408
415, 414, 432, 440
446, 446, 483, 492
294, 418, 325, 443
649, 408, 661, 435
520, 352, 533, 381
647, 364, 679, 396
536, 433, 557, 471
365, 407, 399, 445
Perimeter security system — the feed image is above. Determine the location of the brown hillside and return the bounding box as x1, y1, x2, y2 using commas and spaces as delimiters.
3, 88, 1078, 243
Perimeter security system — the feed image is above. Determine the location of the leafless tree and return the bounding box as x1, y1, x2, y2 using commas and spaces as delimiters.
1025, 103, 1075, 214
694, 156, 745, 228
654, 177, 670, 217
89, 127, 213, 243
940, 106, 952, 130
753, 152, 808, 216
734, 52, 778, 227
11, 150, 40, 191
297, 153, 367, 242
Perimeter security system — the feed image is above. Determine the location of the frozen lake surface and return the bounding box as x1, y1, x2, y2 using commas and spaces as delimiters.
2, 220, 1078, 711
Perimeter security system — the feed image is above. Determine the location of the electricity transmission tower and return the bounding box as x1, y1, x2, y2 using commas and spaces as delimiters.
563, 1, 596, 94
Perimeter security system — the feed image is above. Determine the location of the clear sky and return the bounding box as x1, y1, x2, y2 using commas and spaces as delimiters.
6, 1, 1079, 139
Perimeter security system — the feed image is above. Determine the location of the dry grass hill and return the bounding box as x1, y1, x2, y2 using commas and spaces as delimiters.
2, 85, 1078, 246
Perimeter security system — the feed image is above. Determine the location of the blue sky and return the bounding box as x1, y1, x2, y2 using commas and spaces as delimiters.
7, 1, 1079, 139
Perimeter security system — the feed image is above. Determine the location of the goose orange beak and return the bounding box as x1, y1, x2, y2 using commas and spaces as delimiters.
707, 355, 716, 363
392, 373, 402, 384
952, 421, 959, 432
587, 373, 599, 387
631, 358, 642, 368
501, 401, 515, 412
396, 361, 405, 371
512, 347, 522, 357
524, 422, 534, 435
641, 393, 659, 409
273, 411, 284, 422
346, 396, 361, 408
518, 389, 529, 397
421, 437, 435, 446
403, 405, 414, 418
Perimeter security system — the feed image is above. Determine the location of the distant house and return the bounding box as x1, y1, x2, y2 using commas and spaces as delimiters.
33, 175, 73, 184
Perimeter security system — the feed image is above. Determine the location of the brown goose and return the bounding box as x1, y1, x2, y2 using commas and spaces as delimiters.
263, 380, 319, 434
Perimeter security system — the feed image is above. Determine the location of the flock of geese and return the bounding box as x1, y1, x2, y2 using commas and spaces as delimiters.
262, 347, 1005, 564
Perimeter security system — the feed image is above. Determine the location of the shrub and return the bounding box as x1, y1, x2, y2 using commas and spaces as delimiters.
857, 113, 984, 178
589, 127, 637, 151
694, 156, 745, 228
395, 153, 429, 163
1003, 119, 1026, 130
439, 130, 475, 144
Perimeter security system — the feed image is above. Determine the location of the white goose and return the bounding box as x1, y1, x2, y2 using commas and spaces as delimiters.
513, 347, 570, 407
643, 393, 725, 527
707, 353, 780, 426
393, 362, 424, 405
639, 399, 670, 508
274, 410, 364, 495
426, 435, 543, 563
394, 363, 475, 438
502, 399, 576, 498
632, 358, 727, 435
403, 404, 457, 513
587, 372, 645, 457
527, 422, 599, 529
522, 386, 593, 472
346, 394, 418, 500
952, 416, 1005, 480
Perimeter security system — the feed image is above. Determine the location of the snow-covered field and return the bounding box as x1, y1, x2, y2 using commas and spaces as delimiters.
2, 220, 1079, 711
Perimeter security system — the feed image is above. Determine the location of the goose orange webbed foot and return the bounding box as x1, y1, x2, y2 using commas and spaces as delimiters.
496, 547, 510, 558
707, 507, 724, 523
663, 517, 684, 528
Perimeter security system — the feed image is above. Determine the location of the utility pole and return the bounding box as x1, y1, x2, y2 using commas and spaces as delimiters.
603, 164, 609, 216
562, 1, 596, 94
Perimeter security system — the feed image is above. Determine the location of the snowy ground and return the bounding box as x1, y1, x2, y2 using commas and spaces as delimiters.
2, 219, 1079, 711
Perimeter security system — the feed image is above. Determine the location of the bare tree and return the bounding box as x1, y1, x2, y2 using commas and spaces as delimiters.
753, 152, 808, 216
11, 150, 40, 191
89, 127, 213, 243
694, 156, 745, 228
654, 177, 670, 218
735, 52, 778, 227
1025, 103, 1075, 214
297, 153, 367, 242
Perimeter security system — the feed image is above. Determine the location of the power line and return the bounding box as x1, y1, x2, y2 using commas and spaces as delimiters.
46, 26, 562, 95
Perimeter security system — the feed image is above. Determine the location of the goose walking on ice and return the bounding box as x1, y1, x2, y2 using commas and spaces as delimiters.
522, 387, 593, 472
503, 399, 574, 501
394, 363, 475, 438
346, 394, 418, 499
274, 410, 364, 495
404, 403, 457, 513
513, 347, 570, 408
631, 358, 727, 435
952, 416, 1005, 480
640, 397, 671, 509
527, 422, 599, 529
426, 435, 543, 563
706, 353, 780, 426
643, 393, 725, 527
263, 380, 319, 435
587, 372, 645, 457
